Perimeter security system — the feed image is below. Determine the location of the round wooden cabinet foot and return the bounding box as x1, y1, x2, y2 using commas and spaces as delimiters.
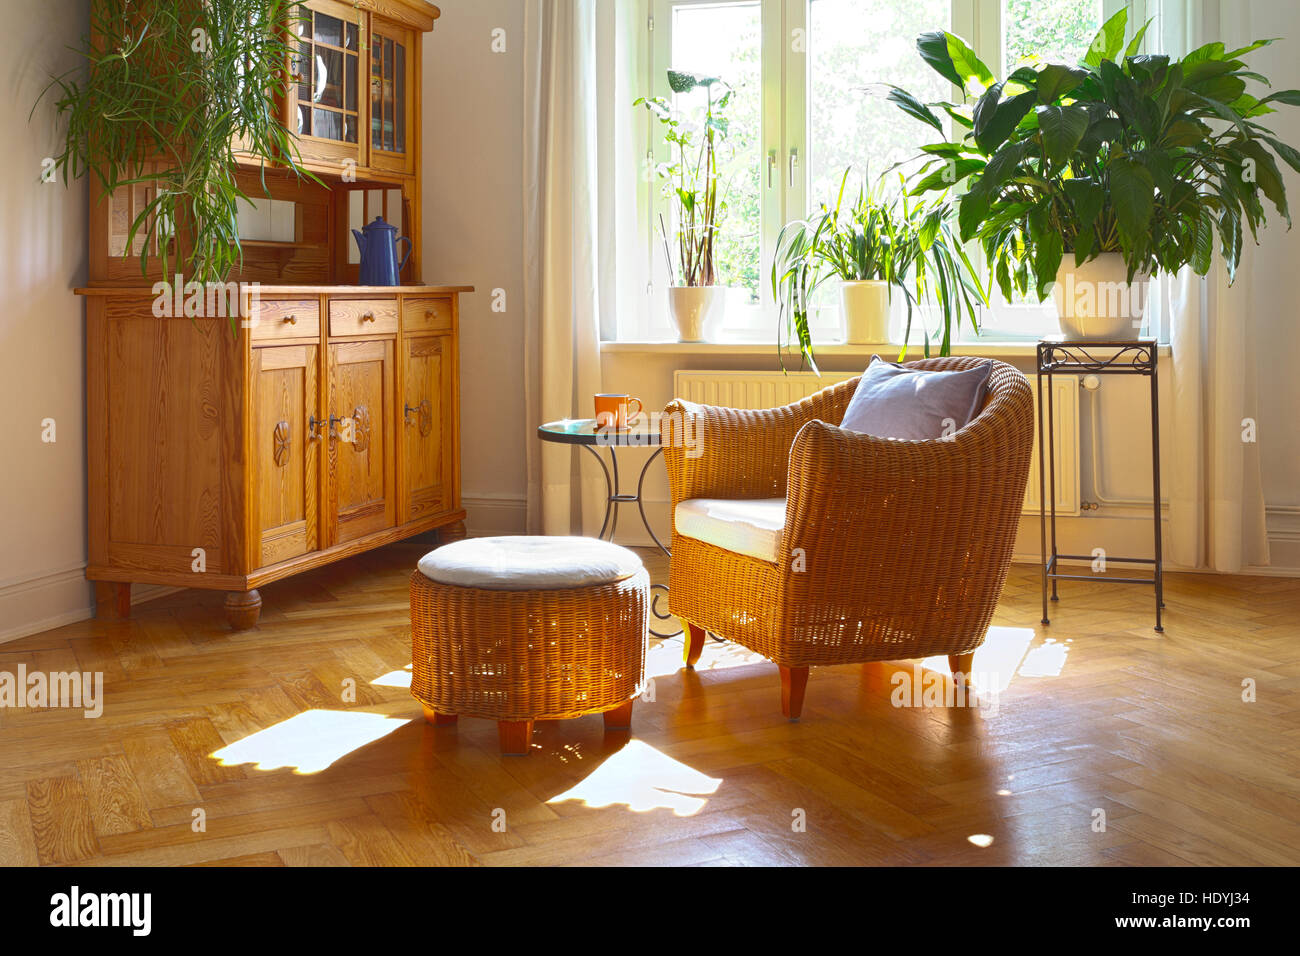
438, 520, 467, 546
224, 589, 262, 630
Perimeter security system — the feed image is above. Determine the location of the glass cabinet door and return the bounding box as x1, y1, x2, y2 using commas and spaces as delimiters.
369, 20, 413, 172
290, 1, 361, 162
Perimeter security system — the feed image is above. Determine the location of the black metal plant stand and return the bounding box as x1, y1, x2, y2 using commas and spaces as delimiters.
1037, 339, 1165, 632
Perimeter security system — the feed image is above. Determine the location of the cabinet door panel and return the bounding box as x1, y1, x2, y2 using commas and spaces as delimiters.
251, 345, 321, 568
401, 335, 453, 522
368, 18, 414, 174
329, 339, 396, 543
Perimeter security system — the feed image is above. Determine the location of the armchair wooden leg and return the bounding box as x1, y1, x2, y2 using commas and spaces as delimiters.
684, 622, 706, 669
949, 652, 975, 686
779, 665, 809, 721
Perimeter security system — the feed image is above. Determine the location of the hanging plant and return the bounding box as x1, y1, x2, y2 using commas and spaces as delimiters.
37, 0, 316, 283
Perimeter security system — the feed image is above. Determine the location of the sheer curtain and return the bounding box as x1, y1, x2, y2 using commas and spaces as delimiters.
521, 0, 646, 535
1133, 0, 1271, 571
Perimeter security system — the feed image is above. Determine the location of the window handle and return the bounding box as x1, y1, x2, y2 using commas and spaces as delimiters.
767, 150, 777, 189
789, 147, 799, 188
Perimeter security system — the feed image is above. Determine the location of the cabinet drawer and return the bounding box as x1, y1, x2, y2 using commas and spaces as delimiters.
248, 299, 320, 342
402, 297, 453, 333
329, 299, 399, 337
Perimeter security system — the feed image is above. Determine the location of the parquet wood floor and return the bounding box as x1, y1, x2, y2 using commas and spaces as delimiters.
1, 541, 1296, 866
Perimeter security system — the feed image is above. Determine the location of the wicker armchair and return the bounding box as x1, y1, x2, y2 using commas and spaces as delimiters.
660, 357, 1035, 718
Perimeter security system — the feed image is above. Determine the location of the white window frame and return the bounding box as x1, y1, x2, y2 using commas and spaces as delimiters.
624, 0, 1134, 345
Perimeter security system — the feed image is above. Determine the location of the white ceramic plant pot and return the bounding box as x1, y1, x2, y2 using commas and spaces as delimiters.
668, 286, 725, 343
1053, 253, 1150, 341
840, 280, 890, 344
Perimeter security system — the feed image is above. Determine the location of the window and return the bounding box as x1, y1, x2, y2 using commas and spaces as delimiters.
631, 0, 1119, 344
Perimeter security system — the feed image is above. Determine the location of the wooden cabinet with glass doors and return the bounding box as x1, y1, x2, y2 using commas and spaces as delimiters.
289, 0, 418, 176
77, 1, 467, 632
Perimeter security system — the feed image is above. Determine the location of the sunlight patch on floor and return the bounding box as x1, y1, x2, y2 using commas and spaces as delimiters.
645, 636, 767, 680
1018, 638, 1071, 678
212, 709, 411, 775
919, 626, 1036, 694
372, 669, 412, 688
547, 739, 722, 816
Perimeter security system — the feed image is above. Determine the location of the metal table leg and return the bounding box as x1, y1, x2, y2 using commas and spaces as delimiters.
582, 442, 682, 639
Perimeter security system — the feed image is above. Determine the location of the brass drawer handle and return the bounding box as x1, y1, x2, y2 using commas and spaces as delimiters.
425, 310, 435, 320
405, 399, 433, 437
361, 312, 376, 323
283, 314, 297, 325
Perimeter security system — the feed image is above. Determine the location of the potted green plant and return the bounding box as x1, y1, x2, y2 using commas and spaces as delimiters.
890, 8, 1300, 340
637, 70, 732, 342
40, 0, 312, 288
772, 167, 985, 369
815, 170, 896, 345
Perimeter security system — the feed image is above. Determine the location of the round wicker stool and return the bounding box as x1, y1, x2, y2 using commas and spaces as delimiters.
409, 536, 649, 755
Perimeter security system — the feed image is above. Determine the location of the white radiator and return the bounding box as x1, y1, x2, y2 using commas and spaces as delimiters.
672, 370, 856, 409
672, 368, 1080, 516
1026, 375, 1080, 516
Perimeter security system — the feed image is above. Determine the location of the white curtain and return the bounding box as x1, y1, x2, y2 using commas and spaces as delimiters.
1135, 0, 1271, 571
522, 0, 646, 536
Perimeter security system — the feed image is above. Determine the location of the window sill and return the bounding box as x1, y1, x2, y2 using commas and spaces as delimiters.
601, 340, 1172, 359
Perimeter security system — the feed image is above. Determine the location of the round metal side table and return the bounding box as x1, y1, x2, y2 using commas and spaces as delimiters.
538, 416, 680, 637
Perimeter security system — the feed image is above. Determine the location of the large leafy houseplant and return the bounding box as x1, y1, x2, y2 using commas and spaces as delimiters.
40, 0, 312, 285
889, 8, 1300, 317
636, 70, 732, 288
772, 168, 985, 369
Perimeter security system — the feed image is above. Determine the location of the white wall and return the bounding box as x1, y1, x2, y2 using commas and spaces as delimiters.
422, 0, 529, 535
0, 0, 93, 640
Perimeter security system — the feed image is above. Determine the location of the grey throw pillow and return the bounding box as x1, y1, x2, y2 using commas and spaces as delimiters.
839, 356, 993, 440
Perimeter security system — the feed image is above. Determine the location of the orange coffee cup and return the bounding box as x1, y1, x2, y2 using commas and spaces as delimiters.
594, 393, 643, 430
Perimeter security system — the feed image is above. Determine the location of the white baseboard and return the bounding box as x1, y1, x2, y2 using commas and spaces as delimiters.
0, 566, 181, 646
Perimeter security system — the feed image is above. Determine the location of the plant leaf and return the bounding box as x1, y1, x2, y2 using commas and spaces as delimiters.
912, 158, 983, 193
884, 85, 944, 132
1109, 156, 1156, 245
1035, 64, 1088, 104
975, 90, 1037, 153
916, 31, 964, 88
945, 32, 995, 94
1236, 138, 1291, 225
1082, 8, 1128, 68
1037, 104, 1090, 168
1125, 19, 1152, 59
1259, 89, 1300, 107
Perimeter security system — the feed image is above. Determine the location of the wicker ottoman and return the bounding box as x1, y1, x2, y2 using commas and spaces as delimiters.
410, 536, 649, 755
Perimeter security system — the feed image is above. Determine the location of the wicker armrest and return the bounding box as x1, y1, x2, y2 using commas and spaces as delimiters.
660, 377, 859, 506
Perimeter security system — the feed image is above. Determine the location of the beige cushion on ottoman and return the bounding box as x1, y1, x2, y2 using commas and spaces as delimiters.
418, 535, 643, 590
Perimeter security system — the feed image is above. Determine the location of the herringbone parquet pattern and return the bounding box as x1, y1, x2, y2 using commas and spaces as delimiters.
1, 540, 1297, 866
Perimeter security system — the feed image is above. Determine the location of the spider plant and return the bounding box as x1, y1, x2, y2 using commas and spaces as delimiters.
772, 168, 985, 369
38, 0, 315, 285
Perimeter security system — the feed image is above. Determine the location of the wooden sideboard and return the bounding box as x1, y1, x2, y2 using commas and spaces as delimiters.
75, 0, 468, 629
79, 285, 470, 629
